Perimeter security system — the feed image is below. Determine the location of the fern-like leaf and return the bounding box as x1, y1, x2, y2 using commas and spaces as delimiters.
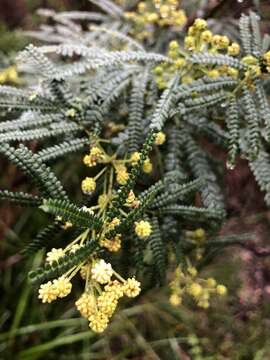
40, 199, 102, 230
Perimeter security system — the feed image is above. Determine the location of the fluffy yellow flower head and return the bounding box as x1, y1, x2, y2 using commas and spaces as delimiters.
53, 276, 72, 298
187, 266, 197, 277
142, 157, 153, 174
228, 42, 240, 56
0, 65, 20, 85
115, 164, 129, 185
219, 35, 230, 48
97, 292, 118, 317
193, 18, 207, 31
75, 293, 96, 318
46, 248, 64, 264
90, 146, 103, 158
184, 36, 195, 50
123, 277, 141, 298
81, 177, 96, 194
174, 58, 186, 69
38, 281, 58, 303
228, 67, 239, 78
155, 131, 166, 145
135, 220, 152, 238
104, 280, 124, 299
100, 235, 122, 252
169, 293, 182, 306
83, 147, 103, 167
206, 278, 217, 287
216, 284, 227, 296
83, 154, 93, 167
89, 312, 109, 333
208, 69, 219, 78
91, 259, 113, 284
201, 30, 213, 43
188, 283, 203, 298
169, 40, 179, 51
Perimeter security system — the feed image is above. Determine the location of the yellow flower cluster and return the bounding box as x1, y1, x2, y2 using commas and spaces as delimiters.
99, 234, 122, 252
241, 55, 262, 78
125, 0, 187, 40
153, 18, 243, 89
123, 277, 141, 297
115, 164, 129, 185
185, 19, 239, 55
40, 253, 141, 333
83, 146, 104, 167
154, 131, 166, 145
38, 129, 163, 334
38, 276, 72, 303
142, 157, 153, 173
88, 277, 140, 333
169, 265, 227, 309
186, 228, 206, 245
91, 259, 113, 284
130, 151, 141, 165
75, 292, 96, 318
76, 262, 141, 333
81, 177, 96, 194
0, 65, 21, 85
135, 220, 152, 238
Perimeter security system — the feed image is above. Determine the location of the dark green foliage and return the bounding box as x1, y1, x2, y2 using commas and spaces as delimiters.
0, 190, 42, 207
40, 199, 102, 230
225, 97, 239, 168
157, 205, 224, 221
183, 133, 225, 214
22, 222, 61, 256
128, 72, 148, 153
150, 76, 178, 131
150, 179, 203, 209
189, 54, 246, 70
148, 217, 166, 285
0, 122, 82, 143
0, 143, 68, 200
239, 13, 252, 55
242, 85, 261, 159
37, 138, 89, 163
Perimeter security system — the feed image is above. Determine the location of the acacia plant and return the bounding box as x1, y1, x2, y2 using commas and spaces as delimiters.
1, 0, 270, 333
